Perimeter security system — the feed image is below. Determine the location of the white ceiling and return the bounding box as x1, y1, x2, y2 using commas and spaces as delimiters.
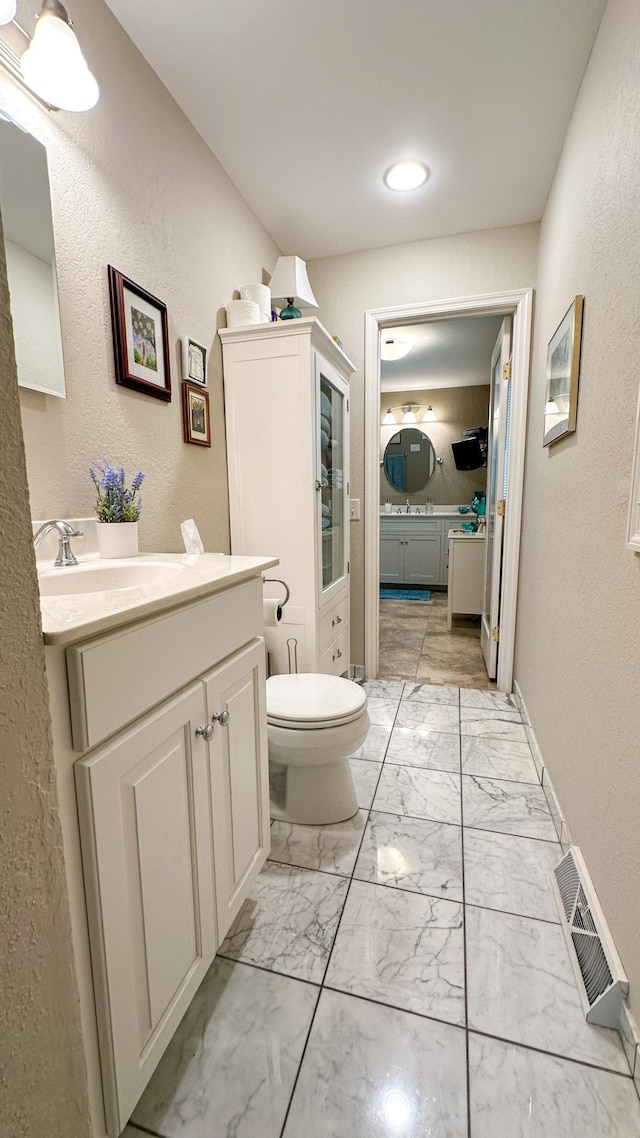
381, 316, 502, 394
104, 0, 606, 261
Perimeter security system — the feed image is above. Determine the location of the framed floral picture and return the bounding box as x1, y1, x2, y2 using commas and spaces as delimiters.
181, 336, 207, 386
543, 295, 584, 447
182, 382, 211, 446
108, 266, 171, 401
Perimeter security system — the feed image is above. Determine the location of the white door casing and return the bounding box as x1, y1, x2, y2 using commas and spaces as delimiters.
364, 288, 533, 690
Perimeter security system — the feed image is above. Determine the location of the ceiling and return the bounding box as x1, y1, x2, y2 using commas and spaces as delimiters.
381, 316, 502, 394
103, 0, 606, 261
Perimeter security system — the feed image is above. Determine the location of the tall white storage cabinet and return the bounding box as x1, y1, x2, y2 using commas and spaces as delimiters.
221, 318, 354, 676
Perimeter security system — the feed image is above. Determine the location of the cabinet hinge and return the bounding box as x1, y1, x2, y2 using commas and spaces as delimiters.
492, 626, 500, 643
497, 499, 506, 517
503, 361, 512, 381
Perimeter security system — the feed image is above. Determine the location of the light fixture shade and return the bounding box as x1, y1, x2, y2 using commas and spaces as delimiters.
384, 161, 429, 192
382, 408, 397, 426
21, 5, 99, 111
380, 336, 412, 362
268, 255, 318, 308
401, 405, 418, 424
422, 406, 437, 423
0, 0, 17, 26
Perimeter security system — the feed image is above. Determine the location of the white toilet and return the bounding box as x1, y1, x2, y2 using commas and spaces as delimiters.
267, 673, 370, 825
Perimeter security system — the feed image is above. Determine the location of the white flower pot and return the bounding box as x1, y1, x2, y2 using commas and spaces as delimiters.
95, 521, 139, 559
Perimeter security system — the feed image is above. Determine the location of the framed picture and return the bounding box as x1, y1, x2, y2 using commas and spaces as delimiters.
108, 266, 171, 401
181, 336, 207, 386
182, 382, 211, 447
543, 295, 584, 447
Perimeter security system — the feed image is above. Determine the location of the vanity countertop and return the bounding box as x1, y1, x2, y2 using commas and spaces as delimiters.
39, 552, 279, 647
380, 506, 477, 518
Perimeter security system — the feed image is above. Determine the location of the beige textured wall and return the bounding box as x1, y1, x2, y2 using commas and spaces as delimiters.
2, 0, 279, 553
0, 221, 90, 1132
380, 385, 490, 505
308, 223, 538, 664
514, 0, 640, 1021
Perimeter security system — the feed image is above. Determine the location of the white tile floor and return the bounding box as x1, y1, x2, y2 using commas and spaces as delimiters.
125, 683, 640, 1138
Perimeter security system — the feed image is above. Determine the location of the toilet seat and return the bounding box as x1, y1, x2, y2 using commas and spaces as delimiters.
267, 673, 367, 731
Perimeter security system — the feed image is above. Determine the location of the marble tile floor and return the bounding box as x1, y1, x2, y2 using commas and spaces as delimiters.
379, 591, 497, 689
126, 683, 640, 1138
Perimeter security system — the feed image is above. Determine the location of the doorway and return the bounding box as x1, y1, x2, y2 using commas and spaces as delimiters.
364, 289, 534, 691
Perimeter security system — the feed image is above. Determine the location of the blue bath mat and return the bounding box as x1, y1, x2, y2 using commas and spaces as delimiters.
380, 588, 431, 601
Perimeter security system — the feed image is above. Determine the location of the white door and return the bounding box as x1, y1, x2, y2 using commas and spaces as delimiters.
481, 318, 512, 678
204, 639, 270, 943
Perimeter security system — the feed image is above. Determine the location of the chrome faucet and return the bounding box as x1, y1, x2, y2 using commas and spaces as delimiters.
33, 520, 83, 567
406, 499, 411, 513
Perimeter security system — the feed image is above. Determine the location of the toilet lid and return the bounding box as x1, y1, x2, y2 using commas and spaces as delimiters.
267, 673, 367, 728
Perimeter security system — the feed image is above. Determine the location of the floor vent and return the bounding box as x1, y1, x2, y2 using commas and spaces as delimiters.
553, 847, 628, 1028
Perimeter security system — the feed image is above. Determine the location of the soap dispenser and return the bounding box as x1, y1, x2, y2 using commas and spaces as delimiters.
384, 498, 392, 514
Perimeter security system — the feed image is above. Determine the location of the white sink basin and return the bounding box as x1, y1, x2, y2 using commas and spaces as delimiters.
38, 560, 186, 597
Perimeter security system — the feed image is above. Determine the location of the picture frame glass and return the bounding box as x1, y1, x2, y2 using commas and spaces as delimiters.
124, 286, 167, 389
185, 339, 206, 385
543, 295, 583, 447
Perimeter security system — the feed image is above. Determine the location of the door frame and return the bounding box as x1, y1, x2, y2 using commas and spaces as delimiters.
364, 288, 534, 691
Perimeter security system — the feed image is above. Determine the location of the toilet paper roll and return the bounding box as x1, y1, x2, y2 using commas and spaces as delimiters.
239, 283, 271, 322
263, 599, 283, 627
225, 299, 261, 327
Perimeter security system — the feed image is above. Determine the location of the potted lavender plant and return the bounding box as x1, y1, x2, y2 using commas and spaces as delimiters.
90, 461, 145, 559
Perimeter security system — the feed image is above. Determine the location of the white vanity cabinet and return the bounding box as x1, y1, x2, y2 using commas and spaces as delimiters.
221, 318, 355, 675
380, 515, 446, 586
42, 564, 273, 1138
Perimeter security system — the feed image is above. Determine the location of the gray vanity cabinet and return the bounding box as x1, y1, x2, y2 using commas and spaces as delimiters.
380, 516, 446, 586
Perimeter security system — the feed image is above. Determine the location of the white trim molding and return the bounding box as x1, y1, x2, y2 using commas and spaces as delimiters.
365, 288, 534, 690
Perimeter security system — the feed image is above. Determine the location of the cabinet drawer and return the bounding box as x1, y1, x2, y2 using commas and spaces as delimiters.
380, 516, 443, 535
318, 593, 350, 654
318, 623, 350, 676
67, 580, 262, 752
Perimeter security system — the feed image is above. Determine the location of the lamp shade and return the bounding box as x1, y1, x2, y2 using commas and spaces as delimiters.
422, 406, 437, 423
21, 3, 99, 111
380, 336, 412, 361
269, 256, 318, 309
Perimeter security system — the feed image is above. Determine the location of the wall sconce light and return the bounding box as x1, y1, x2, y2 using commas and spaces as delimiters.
0, 1, 17, 26
422, 406, 437, 422
381, 403, 439, 426
382, 408, 397, 426
0, 0, 100, 111
401, 404, 418, 424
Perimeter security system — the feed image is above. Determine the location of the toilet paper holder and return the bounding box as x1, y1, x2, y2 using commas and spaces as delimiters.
262, 574, 290, 616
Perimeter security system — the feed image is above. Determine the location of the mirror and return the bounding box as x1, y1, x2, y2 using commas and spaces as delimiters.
0, 115, 66, 397
383, 427, 436, 492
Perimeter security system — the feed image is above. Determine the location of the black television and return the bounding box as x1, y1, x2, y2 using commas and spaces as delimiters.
451, 437, 485, 471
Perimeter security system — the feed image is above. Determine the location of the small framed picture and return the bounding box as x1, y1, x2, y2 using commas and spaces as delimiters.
543, 295, 584, 447
108, 266, 171, 401
181, 336, 207, 386
182, 382, 211, 447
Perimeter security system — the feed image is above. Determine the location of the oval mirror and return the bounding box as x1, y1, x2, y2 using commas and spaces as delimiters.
383, 427, 436, 493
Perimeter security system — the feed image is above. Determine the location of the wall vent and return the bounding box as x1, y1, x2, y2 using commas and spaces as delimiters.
553, 847, 628, 1028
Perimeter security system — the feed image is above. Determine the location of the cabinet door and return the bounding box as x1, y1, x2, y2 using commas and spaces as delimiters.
204, 639, 270, 943
316, 354, 349, 607
404, 534, 442, 585
380, 535, 406, 583
75, 685, 216, 1136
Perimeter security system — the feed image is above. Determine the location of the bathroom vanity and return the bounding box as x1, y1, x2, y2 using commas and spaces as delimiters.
380, 509, 476, 588
220, 318, 354, 676
39, 552, 276, 1137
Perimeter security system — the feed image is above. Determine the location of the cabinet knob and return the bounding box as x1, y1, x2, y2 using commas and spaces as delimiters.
195, 724, 215, 742
315, 480, 322, 491
212, 710, 230, 727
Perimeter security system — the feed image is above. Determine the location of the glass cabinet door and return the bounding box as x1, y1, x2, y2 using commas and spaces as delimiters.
317, 361, 348, 600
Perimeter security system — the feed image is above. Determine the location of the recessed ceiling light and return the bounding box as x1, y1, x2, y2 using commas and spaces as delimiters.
384, 161, 429, 192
